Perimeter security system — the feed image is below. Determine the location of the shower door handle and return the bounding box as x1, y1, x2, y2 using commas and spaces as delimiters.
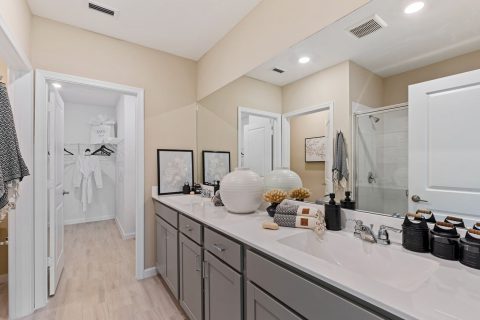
411, 195, 428, 203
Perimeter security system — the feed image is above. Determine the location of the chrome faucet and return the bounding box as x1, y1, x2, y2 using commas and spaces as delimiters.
377, 225, 402, 245
353, 220, 377, 243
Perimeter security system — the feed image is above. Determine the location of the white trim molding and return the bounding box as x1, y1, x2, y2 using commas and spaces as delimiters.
34, 70, 146, 311
143, 267, 158, 279
282, 101, 334, 168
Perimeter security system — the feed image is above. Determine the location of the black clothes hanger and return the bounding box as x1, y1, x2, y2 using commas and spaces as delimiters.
91, 145, 112, 156
64, 148, 74, 155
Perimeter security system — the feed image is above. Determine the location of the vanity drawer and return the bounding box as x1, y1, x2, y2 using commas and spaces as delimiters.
246, 250, 384, 320
204, 228, 242, 272
179, 214, 202, 244
154, 201, 178, 228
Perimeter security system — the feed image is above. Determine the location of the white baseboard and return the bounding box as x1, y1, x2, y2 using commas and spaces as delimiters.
64, 215, 115, 225
114, 218, 136, 240
143, 267, 157, 279
0, 273, 7, 284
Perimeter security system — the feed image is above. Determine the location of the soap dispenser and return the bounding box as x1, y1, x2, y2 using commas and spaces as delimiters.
340, 191, 356, 210
182, 181, 191, 194
325, 193, 342, 231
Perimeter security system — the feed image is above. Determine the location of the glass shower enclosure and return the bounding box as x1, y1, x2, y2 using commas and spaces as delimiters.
353, 105, 408, 216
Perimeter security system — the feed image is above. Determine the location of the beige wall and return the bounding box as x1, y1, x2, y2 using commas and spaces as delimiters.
197, 0, 369, 99
198, 76, 282, 180
349, 61, 383, 108
290, 112, 328, 201
383, 50, 480, 106
30, 16, 197, 268
0, 0, 32, 57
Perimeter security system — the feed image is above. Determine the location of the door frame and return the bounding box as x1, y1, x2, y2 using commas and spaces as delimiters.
0, 15, 35, 320
34, 70, 145, 309
237, 106, 282, 169
282, 102, 334, 169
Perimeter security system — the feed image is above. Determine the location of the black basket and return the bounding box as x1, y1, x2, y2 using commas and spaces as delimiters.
430, 223, 460, 260
459, 231, 480, 270
402, 215, 430, 253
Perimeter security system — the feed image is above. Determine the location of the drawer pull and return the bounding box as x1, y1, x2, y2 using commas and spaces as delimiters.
212, 243, 226, 253
184, 224, 193, 231
195, 254, 201, 272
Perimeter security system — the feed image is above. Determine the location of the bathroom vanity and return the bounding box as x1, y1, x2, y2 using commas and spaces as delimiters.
152, 192, 480, 320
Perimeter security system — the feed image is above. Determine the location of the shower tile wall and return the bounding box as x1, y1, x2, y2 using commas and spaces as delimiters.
356, 108, 408, 215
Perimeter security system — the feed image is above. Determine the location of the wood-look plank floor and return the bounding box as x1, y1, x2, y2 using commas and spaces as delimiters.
0, 282, 7, 320
21, 220, 186, 320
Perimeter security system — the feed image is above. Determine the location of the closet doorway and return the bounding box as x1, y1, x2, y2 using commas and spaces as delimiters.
33, 71, 145, 310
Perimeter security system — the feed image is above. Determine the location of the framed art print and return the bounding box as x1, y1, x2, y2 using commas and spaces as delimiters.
157, 149, 194, 195
305, 136, 327, 162
202, 151, 231, 184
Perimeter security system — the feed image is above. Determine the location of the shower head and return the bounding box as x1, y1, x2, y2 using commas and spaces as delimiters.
369, 115, 380, 123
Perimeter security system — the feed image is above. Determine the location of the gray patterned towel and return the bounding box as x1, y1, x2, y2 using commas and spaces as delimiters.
273, 214, 320, 230
275, 199, 322, 218
0, 83, 30, 209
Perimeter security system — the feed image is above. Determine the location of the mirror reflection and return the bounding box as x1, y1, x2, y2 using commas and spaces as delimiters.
197, 0, 480, 218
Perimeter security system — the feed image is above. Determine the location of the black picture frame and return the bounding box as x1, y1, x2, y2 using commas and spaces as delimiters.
202, 150, 231, 185
157, 149, 194, 195
305, 136, 326, 163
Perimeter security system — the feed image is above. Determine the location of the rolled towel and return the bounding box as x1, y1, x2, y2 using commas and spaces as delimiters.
274, 214, 321, 230
275, 199, 323, 218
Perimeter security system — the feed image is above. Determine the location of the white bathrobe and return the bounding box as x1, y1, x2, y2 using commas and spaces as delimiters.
73, 156, 103, 212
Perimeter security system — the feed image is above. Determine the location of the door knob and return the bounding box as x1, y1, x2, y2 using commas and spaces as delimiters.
411, 195, 428, 203
63, 190, 70, 195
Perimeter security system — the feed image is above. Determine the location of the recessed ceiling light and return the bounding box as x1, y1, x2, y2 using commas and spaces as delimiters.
298, 56, 311, 64
52, 83, 62, 89
404, 2, 425, 14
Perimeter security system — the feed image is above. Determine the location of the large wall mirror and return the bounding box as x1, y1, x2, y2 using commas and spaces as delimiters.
196, 0, 480, 219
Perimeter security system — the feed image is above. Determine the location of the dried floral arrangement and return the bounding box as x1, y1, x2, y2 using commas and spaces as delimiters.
289, 187, 311, 200
263, 189, 288, 204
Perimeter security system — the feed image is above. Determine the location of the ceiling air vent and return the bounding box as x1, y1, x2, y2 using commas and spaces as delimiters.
348, 15, 387, 39
88, 2, 116, 16
272, 67, 285, 74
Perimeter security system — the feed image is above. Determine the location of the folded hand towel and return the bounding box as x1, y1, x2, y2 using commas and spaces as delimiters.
275, 199, 323, 218
274, 214, 321, 230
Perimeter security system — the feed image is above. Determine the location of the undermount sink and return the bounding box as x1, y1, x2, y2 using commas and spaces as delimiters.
278, 231, 439, 292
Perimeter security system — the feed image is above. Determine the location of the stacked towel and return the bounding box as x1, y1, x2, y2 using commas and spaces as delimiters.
273, 200, 326, 233
275, 199, 323, 218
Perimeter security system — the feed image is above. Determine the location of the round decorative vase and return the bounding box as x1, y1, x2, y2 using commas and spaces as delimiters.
220, 168, 263, 214
266, 203, 279, 217
264, 168, 302, 192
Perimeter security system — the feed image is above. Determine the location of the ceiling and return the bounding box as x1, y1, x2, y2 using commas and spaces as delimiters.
54, 81, 123, 107
248, 0, 480, 86
27, 0, 261, 60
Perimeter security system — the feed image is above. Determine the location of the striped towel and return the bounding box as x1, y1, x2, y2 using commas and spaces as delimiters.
274, 214, 320, 230
275, 200, 323, 218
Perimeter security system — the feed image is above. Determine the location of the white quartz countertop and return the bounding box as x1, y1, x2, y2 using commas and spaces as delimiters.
152, 192, 480, 320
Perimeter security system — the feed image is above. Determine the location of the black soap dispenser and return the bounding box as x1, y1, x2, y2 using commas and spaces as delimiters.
182, 181, 191, 194
340, 191, 356, 210
325, 193, 342, 231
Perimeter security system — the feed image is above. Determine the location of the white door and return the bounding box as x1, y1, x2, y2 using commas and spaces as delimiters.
48, 88, 65, 295
244, 121, 273, 177
409, 69, 480, 218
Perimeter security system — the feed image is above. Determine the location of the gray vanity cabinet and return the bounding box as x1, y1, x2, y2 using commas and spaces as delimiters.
179, 233, 203, 320
204, 251, 242, 320
155, 215, 179, 299
246, 282, 302, 320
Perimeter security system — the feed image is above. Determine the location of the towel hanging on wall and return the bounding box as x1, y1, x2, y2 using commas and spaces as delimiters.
0, 82, 30, 211
332, 131, 349, 189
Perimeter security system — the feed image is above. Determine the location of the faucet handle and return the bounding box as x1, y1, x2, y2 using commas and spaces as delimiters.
377, 225, 402, 245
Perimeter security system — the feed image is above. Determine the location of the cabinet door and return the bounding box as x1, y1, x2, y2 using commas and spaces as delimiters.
246, 282, 301, 320
204, 251, 242, 320
179, 233, 203, 320
164, 219, 179, 299
155, 216, 167, 277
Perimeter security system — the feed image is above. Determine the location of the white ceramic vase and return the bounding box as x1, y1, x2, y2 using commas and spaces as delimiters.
220, 168, 263, 214
264, 167, 302, 192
